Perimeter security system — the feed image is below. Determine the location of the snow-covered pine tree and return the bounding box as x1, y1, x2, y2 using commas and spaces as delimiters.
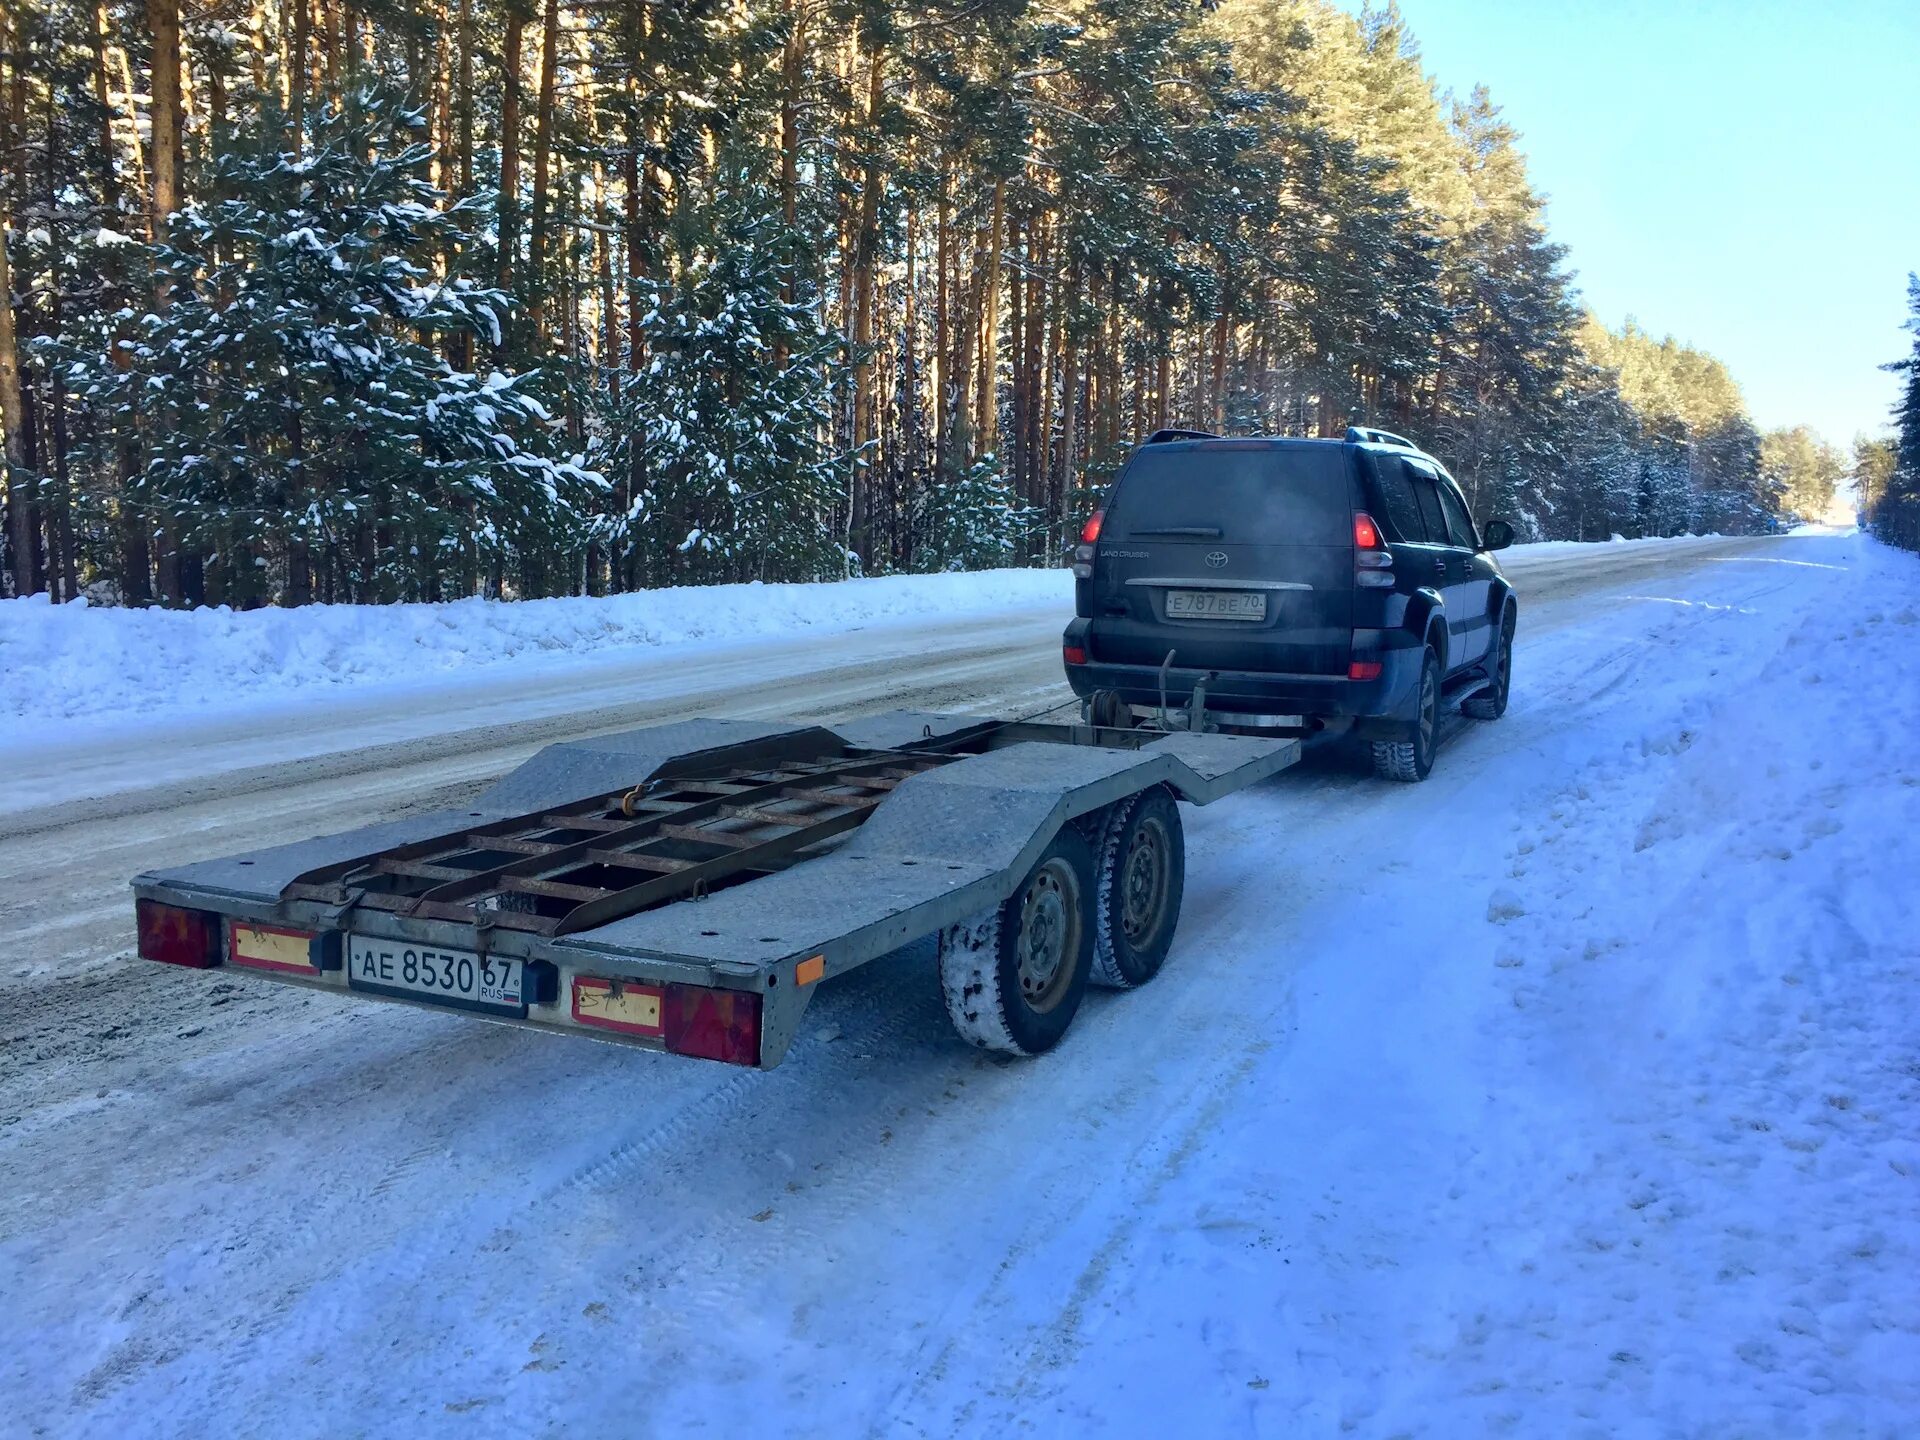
1877, 275, 1920, 552
53, 88, 603, 606
592, 148, 849, 588
909, 453, 1042, 573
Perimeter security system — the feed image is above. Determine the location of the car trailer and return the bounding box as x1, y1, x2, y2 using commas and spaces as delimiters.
131, 711, 1298, 1069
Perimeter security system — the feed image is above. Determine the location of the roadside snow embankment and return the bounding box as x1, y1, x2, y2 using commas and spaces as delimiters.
0, 567, 1070, 732
0, 534, 1739, 739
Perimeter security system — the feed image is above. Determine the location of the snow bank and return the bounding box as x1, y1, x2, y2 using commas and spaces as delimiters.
0, 567, 1072, 729
0, 536, 1738, 734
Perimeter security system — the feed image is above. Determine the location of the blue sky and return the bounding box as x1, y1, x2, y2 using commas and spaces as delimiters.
1337, 0, 1919, 447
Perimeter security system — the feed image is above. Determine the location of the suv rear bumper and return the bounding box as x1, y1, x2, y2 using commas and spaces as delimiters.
1063, 645, 1425, 727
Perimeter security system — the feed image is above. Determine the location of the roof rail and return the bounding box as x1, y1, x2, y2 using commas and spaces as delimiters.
1143, 428, 1220, 445
1345, 425, 1419, 451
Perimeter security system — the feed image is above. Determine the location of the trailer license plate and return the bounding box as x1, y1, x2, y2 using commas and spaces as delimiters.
1166, 589, 1267, 621
347, 935, 525, 1016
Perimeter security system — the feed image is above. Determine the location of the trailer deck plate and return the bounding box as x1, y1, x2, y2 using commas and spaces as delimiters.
284, 745, 964, 939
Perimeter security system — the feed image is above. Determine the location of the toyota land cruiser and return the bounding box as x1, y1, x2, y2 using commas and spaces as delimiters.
1062, 427, 1518, 782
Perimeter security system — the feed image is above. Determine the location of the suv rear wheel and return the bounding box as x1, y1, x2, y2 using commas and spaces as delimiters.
1371, 648, 1439, 783
1462, 610, 1514, 720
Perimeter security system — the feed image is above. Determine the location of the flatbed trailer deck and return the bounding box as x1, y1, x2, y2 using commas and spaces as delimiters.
132, 710, 1298, 1068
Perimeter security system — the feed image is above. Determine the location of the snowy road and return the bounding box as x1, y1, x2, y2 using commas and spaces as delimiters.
4, 533, 1916, 1436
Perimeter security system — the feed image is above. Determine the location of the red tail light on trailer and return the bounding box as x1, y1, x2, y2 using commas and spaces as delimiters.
136, 899, 220, 969
662, 984, 763, 1067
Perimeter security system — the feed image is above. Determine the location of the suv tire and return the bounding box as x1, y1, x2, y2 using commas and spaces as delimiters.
1462, 610, 1513, 720
1371, 648, 1439, 783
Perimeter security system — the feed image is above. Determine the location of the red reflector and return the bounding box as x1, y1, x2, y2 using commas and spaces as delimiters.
136, 899, 219, 968
1063, 645, 1088, 666
662, 984, 762, 1067
1348, 660, 1384, 681
229, 920, 317, 974
1080, 509, 1104, 545
1354, 511, 1383, 550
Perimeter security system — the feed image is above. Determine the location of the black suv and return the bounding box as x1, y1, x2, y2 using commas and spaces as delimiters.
1062, 427, 1518, 782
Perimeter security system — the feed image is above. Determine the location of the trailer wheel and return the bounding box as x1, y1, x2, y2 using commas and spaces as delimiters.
938, 827, 1096, 1056
1091, 787, 1185, 989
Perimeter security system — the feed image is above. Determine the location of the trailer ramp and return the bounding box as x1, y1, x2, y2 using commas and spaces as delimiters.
281, 744, 968, 937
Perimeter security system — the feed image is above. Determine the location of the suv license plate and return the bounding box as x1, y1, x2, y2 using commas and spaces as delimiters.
347, 935, 526, 1016
1166, 589, 1267, 621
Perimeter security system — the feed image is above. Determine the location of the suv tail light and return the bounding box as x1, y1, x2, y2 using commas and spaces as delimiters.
136, 899, 220, 968
1072, 509, 1104, 580
1354, 511, 1394, 589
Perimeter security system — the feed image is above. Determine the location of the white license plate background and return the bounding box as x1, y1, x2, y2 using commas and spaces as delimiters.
347, 935, 525, 1014
1166, 589, 1268, 621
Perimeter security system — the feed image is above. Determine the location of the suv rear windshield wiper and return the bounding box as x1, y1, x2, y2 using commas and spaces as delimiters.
1127, 525, 1223, 538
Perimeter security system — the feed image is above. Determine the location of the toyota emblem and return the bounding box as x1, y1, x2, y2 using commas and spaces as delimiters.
1205, 551, 1229, 569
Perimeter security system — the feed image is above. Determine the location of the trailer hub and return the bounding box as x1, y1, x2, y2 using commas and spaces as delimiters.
1016, 858, 1083, 1014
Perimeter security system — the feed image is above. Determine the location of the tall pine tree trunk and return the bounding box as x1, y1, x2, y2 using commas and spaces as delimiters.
0, 214, 36, 597
776, 0, 807, 371
147, 0, 185, 603
289, 0, 309, 151
455, 0, 473, 195
526, 0, 560, 340
91, 6, 149, 599
498, 9, 523, 292
974, 177, 1005, 457
846, 44, 885, 567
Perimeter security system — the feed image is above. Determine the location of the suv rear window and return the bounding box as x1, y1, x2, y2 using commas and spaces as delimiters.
1106, 446, 1355, 546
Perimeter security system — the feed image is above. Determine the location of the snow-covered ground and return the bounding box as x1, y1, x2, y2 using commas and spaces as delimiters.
2, 531, 1914, 1436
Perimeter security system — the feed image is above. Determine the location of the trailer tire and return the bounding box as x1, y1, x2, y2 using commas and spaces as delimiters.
938, 827, 1096, 1056
1091, 787, 1185, 989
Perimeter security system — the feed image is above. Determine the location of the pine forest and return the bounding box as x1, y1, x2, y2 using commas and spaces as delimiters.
0, 0, 1900, 607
